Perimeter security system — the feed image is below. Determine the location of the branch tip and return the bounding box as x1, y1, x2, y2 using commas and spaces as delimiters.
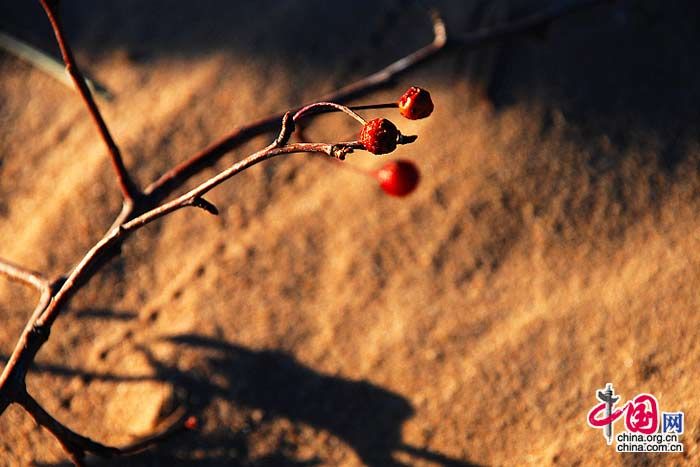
398, 134, 418, 145
190, 197, 219, 215
430, 9, 448, 46
273, 112, 295, 148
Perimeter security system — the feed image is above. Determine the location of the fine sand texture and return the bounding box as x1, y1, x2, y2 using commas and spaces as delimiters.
1, 1, 699, 465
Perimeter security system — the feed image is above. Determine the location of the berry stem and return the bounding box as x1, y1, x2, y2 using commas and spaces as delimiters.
350, 103, 398, 111
293, 103, 397, 120
293, 102, 367, 125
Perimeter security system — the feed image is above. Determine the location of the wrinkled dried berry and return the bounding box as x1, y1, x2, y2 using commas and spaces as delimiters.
360, 118, 399, 155
398, 86, 433, 120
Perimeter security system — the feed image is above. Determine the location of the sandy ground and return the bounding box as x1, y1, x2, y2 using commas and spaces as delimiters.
1, 1, 699, 465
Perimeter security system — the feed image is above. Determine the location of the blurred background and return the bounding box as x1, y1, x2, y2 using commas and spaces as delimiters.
1, 0, 699, 465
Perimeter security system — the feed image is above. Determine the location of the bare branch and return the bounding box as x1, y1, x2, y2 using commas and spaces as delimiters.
0, 127, 366, 423
0, 1, 614, 463
316, 9, 447, 104
143, 0, 606, 204
118, 413, 198, 455
0, 259, 50, 294
32, 111, 357, 335
449, 0, 610, 47
19, 391, 120, 464
38, 0, 139, 203
142, 12, 448, 202
0, 258, 52, 328
18, 391, 194, 464
0, 260, 52, 410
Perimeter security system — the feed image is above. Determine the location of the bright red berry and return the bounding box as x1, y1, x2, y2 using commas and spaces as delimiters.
375, 160, 420, 197
398, 86, 433, 120
184, 416, 199, 430
360, 118, 399, 155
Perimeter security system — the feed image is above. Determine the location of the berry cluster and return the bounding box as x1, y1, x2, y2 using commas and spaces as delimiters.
355, 86, 432, 197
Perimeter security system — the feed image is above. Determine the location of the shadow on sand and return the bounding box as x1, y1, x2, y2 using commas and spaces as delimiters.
16, 331, 479, 466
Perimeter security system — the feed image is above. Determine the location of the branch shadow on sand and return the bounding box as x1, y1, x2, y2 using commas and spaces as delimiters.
14, 332, 479, 466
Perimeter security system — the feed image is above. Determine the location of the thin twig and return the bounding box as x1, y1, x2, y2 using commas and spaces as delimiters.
0, 114, 366, 414
142, 11, 447, 202
293, 102, 368, 125
19, 391, 120, 464
144, 0, 607, 204
0, 259, 50, 293
43, 119, 360, 315
350, 102, 397, 111
449, 0, 609, 47
38, 112, 363, 333
118, 412, 197, 455
0, 258, 52, 326
18, 390, 194, 465
38, 0, 139, 203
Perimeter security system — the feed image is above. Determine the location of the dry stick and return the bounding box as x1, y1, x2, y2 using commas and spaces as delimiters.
19, 391, 120, 465
38, 0, 139, 203
144, 0, 609, 204
0, 259, 53, 345
142, 11, 447, 202
40, 109, 371, 331
4, 0, 605, 429
0, 0, 612, 463
0, 260, 50, 294
451, 0, 609, 47
18, 390, 194, 466
0, 260, 52, 407
349, 103, 397, 112
0, 113, 372, 462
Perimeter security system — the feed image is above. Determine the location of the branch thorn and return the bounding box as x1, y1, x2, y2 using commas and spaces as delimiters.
191, 197, 219, 215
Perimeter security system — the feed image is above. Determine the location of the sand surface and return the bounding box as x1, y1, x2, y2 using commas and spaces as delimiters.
1, 1, 699, 465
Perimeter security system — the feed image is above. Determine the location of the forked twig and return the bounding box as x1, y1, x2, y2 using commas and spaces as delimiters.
0, 0, 613, 463
142, 11, 447, 202
145, 0, 609, 204
0, 259, 52, 328
0, 259, 50, 294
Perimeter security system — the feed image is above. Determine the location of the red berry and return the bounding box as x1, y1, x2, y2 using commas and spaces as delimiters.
375, 160, 420, 197
360, 118, 399, 155
398, 86, 433, 120
184, 416, 199, 430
